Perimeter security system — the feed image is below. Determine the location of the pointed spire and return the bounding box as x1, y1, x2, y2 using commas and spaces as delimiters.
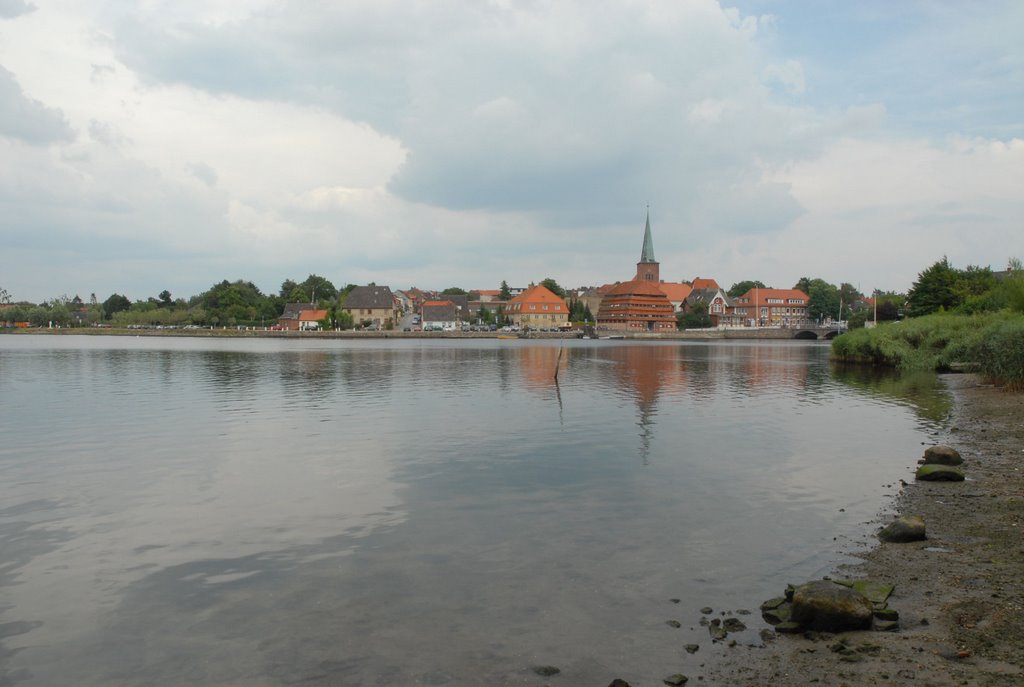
639, 206, 655, 263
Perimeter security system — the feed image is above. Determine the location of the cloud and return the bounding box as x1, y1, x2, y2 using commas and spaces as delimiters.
762, 59, 805, 95
0, 0, 34, 20
0, 1, 1020, 302
0, 65, 74, 144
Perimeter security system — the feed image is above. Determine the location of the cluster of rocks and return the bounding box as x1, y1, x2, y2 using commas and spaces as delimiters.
760, 578, 898, 635
914, 444, 965, 481
754, 446, 968, 641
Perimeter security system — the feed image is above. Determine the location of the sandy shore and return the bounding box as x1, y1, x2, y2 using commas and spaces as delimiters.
703, 374, 1024, 687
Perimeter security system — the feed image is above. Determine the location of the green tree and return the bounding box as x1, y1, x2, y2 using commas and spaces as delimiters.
907, 257, 959, 316
441, 287, 467, 296
300, 274, 338, 303
0, 287, 10, 304
157, 290, 173, 307
806, 279, 840, 321
727, 280, 767, 298
499, 280, 512, 301
102, 293, 132, 320
677, 301, 711, 330
539, 278, 565, 298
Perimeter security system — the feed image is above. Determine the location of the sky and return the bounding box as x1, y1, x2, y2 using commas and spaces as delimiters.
1, 0, 1021, 303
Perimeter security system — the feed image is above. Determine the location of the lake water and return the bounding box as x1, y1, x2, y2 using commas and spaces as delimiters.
0, 336, 949, 686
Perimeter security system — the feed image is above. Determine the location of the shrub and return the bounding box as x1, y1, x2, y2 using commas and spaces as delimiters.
970, 318, 1024, 390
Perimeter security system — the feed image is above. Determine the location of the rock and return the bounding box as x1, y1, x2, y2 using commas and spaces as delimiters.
874, 607, 899, 621
663, 674, 688, 686
874, 619, 900, 632
533, 665, 560, 677
878, 515, 927, 543
684, 644, 700, 654
669, 598, 681, 604
760, 597, 787, 611
722, 617, 747, 633
791, 581, 874, 632
920, 445, 963, 466
846, 580, 894, 605
784, 584, 796, 601
775, 621, 802, 634
699, 606, 713, 615
666, 620, 681, 628
759, 628, 776, 643
762, 602, 793, 625
608, 680, 632, 687
709, 623, 727, 641
915, 464, 965, 481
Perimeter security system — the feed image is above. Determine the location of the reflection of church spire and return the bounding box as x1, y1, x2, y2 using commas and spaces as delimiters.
636, 399, 655, 466
639, 206, 655, 263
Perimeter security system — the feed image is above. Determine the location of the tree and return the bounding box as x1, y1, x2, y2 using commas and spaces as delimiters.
727, 280, 767, 298
300, 274, 338, 303
907, 257, 959, 316
793, 277, 812, 295
539, 278, 565, 298
805, 279, 840, 322
158, 290, 173, 307
441, 287, 467, 296
102, 293, 132, 320
677, 300, 711, 330
499, 280, 512, 301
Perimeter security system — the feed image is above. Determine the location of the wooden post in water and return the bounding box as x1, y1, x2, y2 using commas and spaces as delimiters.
554, 346, 564, 381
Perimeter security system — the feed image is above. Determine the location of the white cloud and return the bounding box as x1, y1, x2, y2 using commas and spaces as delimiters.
762, 59, 806, 95
0, 1, 1020, 302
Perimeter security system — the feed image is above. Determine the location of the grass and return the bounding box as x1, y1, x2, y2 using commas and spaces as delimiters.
831, 311, 1024, 390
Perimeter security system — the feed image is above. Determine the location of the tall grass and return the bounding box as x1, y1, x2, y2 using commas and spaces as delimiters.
831, 311, 1024, 389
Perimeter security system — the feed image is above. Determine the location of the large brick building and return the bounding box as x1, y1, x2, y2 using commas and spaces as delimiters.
597, 211, 677, 332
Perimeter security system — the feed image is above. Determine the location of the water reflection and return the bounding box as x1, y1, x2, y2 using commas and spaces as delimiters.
831, 364, 952, 428
0, 337, 952, 686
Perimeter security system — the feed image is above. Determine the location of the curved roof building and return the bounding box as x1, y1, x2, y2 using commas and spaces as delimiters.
597, 211, 677, 332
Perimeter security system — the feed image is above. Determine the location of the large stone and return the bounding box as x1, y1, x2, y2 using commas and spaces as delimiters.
915, 464, 966, 481
762, 602, 792, 625
878, 515, 927, 543
920, 445, 963, 466
791, 581, 874, 632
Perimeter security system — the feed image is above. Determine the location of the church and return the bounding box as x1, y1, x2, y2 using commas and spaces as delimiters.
596, 211, 678, 332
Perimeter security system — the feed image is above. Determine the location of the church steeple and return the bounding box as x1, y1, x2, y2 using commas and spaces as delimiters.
639, 207, 655, 263
635, 207, 660, 283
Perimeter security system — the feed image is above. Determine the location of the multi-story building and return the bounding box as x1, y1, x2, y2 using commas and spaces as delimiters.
505, 284, 569, 329
732, 288, 811, 327
596, 211, 677, 332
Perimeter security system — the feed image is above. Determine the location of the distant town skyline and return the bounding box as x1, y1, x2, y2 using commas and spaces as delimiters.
1, 1, 1021, 303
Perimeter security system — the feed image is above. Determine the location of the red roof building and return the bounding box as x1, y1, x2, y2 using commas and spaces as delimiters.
597, 210, 677, 332
732, 288, 811, 327
506, 284, 568, 329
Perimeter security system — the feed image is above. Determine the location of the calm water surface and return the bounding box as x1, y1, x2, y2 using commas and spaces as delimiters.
0, 336, 949, 685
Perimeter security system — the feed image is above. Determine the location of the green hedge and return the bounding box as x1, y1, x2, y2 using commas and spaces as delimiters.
831, 311, 1024, 389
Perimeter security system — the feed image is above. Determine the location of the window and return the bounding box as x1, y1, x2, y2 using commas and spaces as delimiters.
543, 305, 549, 310
530, 304, 536, 310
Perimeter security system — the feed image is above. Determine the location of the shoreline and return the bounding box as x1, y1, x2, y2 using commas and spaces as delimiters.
0, 327, 836, 341
705, 373, 1024, 686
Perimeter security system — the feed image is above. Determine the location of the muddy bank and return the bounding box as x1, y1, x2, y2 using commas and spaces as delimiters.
704, 374, 1024, 687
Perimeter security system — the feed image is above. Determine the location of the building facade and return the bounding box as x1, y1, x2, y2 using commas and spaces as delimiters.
342, 285, 399, 328
732, 288, 811, 327
505, 284, 569, 329
596, 211, 677, 332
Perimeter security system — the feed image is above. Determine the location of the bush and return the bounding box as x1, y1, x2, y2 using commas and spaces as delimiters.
831, 311, 1020, 378
970, 318, 1024, 390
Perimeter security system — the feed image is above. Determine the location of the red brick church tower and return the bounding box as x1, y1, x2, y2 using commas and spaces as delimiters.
597, 209, 676, 332
634, 208, 659, 283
